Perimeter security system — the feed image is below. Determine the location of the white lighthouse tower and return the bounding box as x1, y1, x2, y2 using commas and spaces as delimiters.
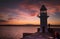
38, 5, 49, 33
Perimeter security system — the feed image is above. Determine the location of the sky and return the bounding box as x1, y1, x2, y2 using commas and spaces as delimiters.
0, 0, 60, 25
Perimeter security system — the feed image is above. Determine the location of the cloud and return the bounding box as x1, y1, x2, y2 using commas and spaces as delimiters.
0, 19, 7, 22
54, 12, 60, 19
1, 0, 60, 17
0, 0, 60, 25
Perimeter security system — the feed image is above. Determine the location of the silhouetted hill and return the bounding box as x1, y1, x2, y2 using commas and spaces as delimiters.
0, 24, 60, 27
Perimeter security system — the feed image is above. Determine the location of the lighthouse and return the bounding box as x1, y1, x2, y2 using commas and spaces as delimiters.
38, 5, 49, 33
21, 5, 51, 39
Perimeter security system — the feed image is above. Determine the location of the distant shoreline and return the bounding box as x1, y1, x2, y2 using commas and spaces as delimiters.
0, 25, 60, 27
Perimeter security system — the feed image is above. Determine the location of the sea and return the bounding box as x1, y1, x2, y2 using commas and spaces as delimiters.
0, 26, 60, 39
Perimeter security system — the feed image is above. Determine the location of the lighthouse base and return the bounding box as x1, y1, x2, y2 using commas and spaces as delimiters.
40, 28, 48, 33
37, 28, 48, 33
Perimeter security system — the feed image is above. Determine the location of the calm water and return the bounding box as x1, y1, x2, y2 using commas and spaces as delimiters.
0, 26, 60, 39
0, 26, 39, 39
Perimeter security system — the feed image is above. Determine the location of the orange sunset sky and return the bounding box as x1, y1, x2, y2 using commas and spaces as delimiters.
0, 0, 60, 25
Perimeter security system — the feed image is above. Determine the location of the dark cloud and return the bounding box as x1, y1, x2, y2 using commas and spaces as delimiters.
0, 0, 23, 9
0, 0, 60, 9
0, 19, 7, 22
0, 0, 60, 16
46, 0, 60, 5
54, 12, 60, 19
0, 0, 60, 8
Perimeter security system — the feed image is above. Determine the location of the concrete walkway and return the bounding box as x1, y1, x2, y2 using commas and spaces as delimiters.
22, 32, 53, 39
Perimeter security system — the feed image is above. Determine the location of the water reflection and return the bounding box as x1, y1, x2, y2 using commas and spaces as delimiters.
0, 26, 39, 39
